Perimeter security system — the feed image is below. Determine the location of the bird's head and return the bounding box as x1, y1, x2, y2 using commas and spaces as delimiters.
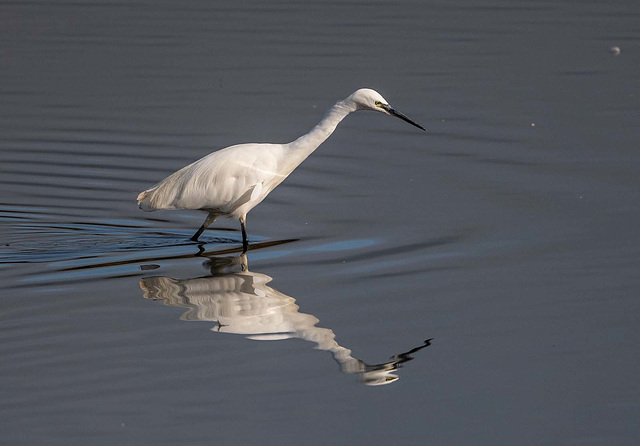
347, 88, 426, 131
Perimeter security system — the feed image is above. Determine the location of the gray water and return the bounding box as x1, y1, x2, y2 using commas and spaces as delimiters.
1, 0, 639, 444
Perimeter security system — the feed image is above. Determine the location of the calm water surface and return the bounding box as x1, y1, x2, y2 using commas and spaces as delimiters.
1, 0, 639, 444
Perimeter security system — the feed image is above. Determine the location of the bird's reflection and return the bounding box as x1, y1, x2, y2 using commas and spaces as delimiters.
140, 253, 430, 386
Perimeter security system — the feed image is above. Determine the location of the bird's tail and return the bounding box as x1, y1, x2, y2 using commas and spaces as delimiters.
137, 166, 189, 211
137, 187, 159, 211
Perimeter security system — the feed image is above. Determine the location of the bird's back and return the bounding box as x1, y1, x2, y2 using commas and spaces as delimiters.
137, 143, 288, 216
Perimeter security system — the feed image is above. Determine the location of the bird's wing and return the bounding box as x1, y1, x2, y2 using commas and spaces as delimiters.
224, 180, 267, 215
194, 144, 283, 212
250, 181, 263, 202
140, 143, 285, 212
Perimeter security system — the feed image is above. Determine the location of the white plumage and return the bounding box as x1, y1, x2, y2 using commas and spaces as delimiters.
137, 88, 425, 246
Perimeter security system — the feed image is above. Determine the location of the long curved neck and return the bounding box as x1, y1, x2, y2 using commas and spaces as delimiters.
288, 99, 356, 158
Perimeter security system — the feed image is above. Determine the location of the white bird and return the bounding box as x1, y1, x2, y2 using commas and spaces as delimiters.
137, 88, 425, 247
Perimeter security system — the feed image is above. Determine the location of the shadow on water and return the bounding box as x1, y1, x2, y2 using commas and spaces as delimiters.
1, 214, 302, 285
140, 251, 432, 386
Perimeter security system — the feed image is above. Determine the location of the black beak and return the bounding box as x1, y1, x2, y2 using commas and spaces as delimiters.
382, 104, 426, 131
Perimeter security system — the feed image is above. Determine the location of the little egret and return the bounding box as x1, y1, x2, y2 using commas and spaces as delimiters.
137, 88, 425, 247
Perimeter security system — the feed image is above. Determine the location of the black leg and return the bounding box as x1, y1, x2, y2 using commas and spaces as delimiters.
191, 212, 216, 242
240, 217, 248, 252
190, 225, 206, 242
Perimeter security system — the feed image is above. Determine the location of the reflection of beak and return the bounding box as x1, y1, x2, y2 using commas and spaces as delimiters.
382, 104, 426, 131
358, 371, 399, 386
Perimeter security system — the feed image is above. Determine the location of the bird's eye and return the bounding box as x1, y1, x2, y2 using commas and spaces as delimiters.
375, 101, 383, 107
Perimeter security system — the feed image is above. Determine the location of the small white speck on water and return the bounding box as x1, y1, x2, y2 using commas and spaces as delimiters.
531, 123, 536, 127
610, 46, 621, 56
